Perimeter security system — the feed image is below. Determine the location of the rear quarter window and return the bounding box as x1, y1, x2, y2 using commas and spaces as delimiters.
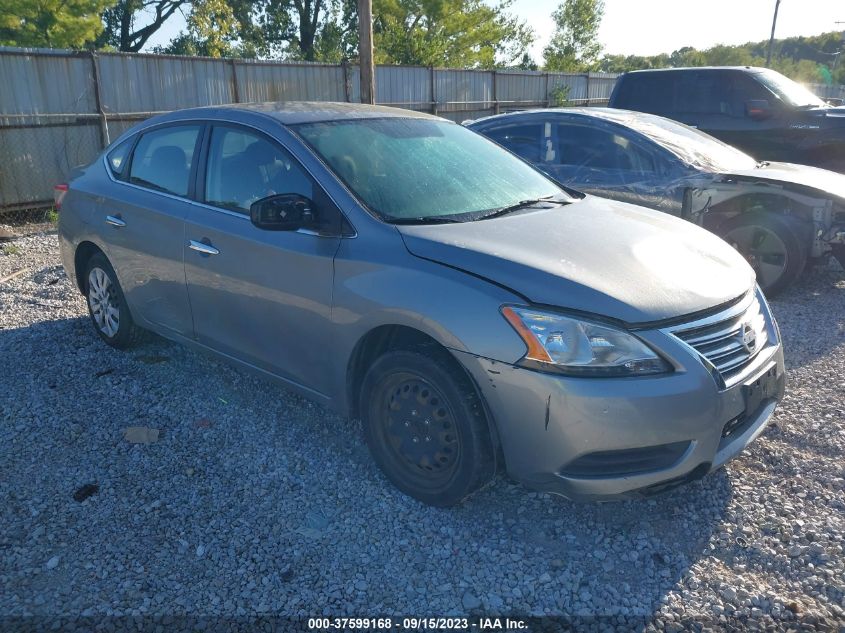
106, 136, 135, 178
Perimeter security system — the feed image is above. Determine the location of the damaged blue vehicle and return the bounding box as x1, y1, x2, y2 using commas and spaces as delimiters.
469, 107, 845, 295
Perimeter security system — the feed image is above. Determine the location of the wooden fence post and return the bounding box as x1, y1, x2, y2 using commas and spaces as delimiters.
89, 52, 110, 148
230, 59, 240, 103
341, 60, 351, 102
430, 66, 437, 115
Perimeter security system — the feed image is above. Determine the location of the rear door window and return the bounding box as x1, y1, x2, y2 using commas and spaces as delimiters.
128, 125, 202, 197
675, 71, 730, 115
615, 73, 674, 115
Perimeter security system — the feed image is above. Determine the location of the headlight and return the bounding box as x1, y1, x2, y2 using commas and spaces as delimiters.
501, 306, 671, 377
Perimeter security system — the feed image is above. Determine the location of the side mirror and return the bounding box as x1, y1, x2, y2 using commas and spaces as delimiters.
249, 194, 314, 231
746, 99, 773, 120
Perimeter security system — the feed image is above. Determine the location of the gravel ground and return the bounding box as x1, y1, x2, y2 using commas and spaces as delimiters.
1, 230, 844, 631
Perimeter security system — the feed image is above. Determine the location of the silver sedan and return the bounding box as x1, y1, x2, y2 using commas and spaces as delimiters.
56, 102, 785, 505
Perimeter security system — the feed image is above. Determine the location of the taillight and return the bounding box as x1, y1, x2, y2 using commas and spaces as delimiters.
53, 184, 68, 211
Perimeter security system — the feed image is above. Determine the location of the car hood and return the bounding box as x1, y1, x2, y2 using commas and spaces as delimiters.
808, 105, 845, 118
397, 197, 755, 325
723, 161, 845, 202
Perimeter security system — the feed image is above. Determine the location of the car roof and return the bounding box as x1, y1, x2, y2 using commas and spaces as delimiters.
152, 101, 440, 126
622, 66, 765, 74
469, 106, 667, 128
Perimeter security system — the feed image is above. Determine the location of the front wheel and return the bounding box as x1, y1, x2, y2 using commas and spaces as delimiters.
717, 212, 808, 296
360, 350, 495, 506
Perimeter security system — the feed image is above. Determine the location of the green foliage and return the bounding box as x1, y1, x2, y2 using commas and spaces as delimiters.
543, 0, 604, 72
548, 84, 570, 106
46, 208, 59, 224
2, 244, 21, 256
0, 0, 112, 48
515, 53, 538, 71
159, 0, 241, 57
95, 0, 185, 52
597, 31, 845, 85
372, 0, 533, 68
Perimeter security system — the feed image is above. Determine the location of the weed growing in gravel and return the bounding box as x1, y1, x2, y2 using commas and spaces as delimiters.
2, 244, 20, 255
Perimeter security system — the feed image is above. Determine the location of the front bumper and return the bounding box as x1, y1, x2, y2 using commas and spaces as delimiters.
454, 325, 785, 501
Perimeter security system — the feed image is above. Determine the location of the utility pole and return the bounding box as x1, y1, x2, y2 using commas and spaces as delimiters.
358, 0, 375, 105
766, 0, 781, 67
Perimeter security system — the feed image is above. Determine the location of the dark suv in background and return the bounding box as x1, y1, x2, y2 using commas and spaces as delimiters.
609, 67, 845, 171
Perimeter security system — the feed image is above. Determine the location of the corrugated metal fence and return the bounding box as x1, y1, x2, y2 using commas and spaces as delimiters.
0, 47, 619, 213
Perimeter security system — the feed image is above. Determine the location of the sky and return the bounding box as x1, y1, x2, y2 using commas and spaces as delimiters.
145, 0, 845, 61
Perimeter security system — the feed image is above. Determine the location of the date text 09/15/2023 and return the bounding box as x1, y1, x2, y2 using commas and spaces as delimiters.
307, 617, 528, 630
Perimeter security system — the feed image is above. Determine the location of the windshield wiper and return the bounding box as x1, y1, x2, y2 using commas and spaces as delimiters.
476, 196, 560, 221
756, 160, 770, 168
387, 216, 465, 225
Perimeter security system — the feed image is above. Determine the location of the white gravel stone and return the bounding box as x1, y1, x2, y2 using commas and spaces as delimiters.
1, 231, 844, 629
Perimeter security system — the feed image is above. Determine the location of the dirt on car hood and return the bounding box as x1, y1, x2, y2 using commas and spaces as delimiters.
398, 196, 755, 325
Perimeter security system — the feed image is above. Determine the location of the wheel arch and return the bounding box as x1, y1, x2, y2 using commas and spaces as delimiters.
705, 191, 815, 241
345, 324, 503, 468
73, 241, 107, 293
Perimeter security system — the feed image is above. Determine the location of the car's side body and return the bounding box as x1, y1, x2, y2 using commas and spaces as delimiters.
468, 108, 845, 286
59, 104, 525, 415
59, 103, 785, 502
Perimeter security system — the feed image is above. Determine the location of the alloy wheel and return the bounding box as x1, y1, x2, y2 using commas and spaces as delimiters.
87, 267, 120, 337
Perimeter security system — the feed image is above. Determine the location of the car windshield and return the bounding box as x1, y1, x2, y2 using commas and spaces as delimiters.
752, 69, 826, 108
615, 112, 759, 171
293, 117, 565, 222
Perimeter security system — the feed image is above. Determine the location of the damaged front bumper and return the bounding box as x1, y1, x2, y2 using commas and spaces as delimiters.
453, 314, 786, 501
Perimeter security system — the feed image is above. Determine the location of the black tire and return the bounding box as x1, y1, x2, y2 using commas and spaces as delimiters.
83, 252, 144, 349
360, 350, 495, 506
717, 212, 809, 296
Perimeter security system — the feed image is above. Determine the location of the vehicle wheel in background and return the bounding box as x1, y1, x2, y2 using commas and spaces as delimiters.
360, 350, 495, 506
83, 252, 143, 349
717, 212, 808, 296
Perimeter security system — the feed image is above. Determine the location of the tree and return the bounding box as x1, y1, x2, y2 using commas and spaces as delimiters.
96, 0, 187, 52
593, 30, 844, 85
216, 0, 355, 60
160, 0, 240, 56
543, 0, 604, 72
0, 0, 112, 48
372, 0, 533, 68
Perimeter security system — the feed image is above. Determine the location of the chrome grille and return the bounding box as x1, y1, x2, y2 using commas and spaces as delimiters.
669, 294, 769, 385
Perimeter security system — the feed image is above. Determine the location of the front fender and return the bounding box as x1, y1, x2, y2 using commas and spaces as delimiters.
328, 228, 528, 414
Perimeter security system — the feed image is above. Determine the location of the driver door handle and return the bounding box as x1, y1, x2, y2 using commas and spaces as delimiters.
105, 215, 126, 227
188, 239, 220, 256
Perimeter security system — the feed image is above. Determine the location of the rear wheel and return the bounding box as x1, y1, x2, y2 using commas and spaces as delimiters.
83, 253, 143, 349
717, 212, 808, 296
360, 350, 495, 506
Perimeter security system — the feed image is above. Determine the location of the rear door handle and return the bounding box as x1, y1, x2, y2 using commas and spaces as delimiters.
188, 239, 220, 256
105, 215, 126, 227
